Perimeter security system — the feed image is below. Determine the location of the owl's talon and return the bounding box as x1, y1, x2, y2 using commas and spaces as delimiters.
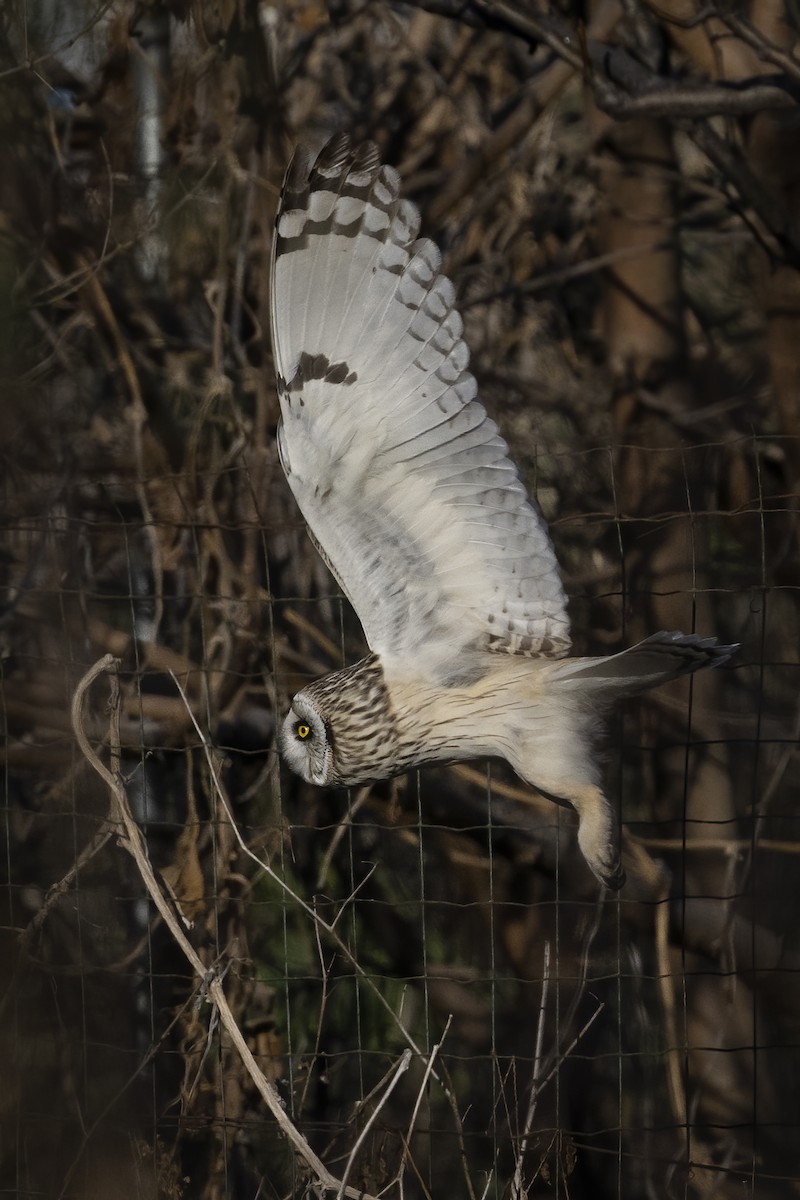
600, 862, 626, 891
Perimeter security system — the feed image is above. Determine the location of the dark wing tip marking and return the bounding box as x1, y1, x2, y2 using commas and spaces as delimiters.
280, 135, 378, 203
315, 135, 381, 178
276, 136, 391, 256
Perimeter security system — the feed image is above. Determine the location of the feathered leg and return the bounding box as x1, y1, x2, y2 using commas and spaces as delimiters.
510, 721, 626, 890
570, 783, 625, 889
524, 772, 625, 890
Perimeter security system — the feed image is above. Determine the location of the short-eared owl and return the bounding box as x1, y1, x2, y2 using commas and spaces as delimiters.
270, 135, 734, 890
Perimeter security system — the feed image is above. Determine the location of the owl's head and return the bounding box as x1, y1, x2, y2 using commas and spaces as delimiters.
279, 692, 334, 786
279, 655, 403, 788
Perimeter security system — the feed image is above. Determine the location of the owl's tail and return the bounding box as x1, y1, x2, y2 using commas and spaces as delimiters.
546, 631, 737, 706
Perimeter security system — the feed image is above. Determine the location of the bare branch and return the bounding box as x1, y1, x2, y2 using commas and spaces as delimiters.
411, 0, 797, 120
689, 120, 800, 265
592, 74, 795, 118
336, 1049, 412, 1199
718, 11, 800, 86
511, 941, 551, 1200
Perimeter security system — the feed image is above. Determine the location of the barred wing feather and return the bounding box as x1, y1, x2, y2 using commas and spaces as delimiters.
270, 136, 570, 678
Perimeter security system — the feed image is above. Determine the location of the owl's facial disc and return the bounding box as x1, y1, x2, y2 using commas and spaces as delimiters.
279, 694, 332, 786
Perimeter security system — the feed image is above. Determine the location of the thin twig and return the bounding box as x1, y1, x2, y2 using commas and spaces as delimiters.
336, 1050, 412, 1200
511, 941, 550, 1199
718, 12, 800, 86
78, 263, 165, 644
438, 1058, 480, 1200
655, 891, 686, 1129
16, 823, 114, 960
530, 1002, 606, 1103
298, 901, 335, 1116
394, 1017, 452, 1195
317, 784, 373, 891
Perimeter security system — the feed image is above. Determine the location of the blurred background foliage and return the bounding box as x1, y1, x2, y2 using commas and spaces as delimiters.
0, 0, 799, 1197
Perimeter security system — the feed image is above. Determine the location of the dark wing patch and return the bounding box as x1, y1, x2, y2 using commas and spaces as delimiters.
282, 351, 358, 396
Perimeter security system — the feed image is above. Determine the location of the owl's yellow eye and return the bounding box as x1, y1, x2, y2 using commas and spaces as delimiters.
296, 723, 311, 740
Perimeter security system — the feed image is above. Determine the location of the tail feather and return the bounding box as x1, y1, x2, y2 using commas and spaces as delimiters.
549, 631, 737, 701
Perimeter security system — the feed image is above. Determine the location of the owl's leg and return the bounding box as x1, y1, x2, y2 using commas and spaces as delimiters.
568, 783, 625, 891
525, 775, 625, 890
510, 723, 625, 889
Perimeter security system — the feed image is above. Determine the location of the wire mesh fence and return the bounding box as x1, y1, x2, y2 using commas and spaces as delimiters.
2, 2, 800, 1198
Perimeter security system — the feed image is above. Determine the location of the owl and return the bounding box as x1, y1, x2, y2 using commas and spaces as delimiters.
270, 135, 735, 890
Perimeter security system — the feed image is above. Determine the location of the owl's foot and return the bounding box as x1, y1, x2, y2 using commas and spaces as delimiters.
571, 784, 625, 892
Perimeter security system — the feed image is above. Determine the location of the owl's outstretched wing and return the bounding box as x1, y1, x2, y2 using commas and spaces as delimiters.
271, 136, 570, 679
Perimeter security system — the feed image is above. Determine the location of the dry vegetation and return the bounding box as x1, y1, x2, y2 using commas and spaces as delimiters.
1, 1, 799, 1197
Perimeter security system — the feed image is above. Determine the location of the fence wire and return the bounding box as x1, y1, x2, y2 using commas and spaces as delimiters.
2, 425, 796, 1199
2, 2, 800, 1198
